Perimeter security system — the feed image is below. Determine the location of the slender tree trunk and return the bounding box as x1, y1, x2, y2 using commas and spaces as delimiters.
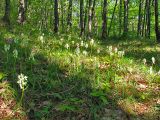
88, 0, 93, 37
17, 0, 26, 24
91, 0, 96, 35
3, 0, 10, 25
119, 0, 122, 35
54, 0, 59, 33
108, 0, 118, 36
60, 0, 64, 32
155, 0, 160, 42
84, 0, 89, 34
102, 0, 107, 39
137, 0, 142, 36
142, 0, 147, 37
67, 0, 72, 29
123, 0, 129, 36
80, 0, 84, 36
146, 0, 151, 38
91, 0, 96, 21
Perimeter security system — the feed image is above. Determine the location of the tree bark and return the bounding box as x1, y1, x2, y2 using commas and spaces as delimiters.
155, 0, 160, 42
123, 0, 129, 36
119, 0, 122, 35
88, 0, 93, 37
102, 0, 107, 39
3, 0, 10, 25
80, 0, 84, 36
54, 0, 59, 33
146, 0, 151, 38
17, 0, 26, 24
108, 0, 118, 36
84, 0, 89, 34
67, 0, 72, 29
137, 0, 142, 36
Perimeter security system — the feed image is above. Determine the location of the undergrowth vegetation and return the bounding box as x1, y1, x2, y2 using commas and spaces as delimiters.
0, 27, 160, 120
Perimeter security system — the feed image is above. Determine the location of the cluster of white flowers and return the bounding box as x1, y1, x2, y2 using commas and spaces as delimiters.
13, 49, 18, 58
107, 46, 125, 57
90, 39, 94, 46
143, 58, 147, 65
71, 41, 75, 45
149, 66, 153, 74
151, 57, 155, 64
17, 73, 28, 90
118, 51, 125, 57
39, 34, 45, 44
142, 57, 160, 75
81, 41, 84, 47
97, 49, 100, 54
65, 43, 70, 49
29, 50, 35, 61
75, 46, 80, 55
82, 50, 88, 56
85, 43, 88, 48
157, 70, 160, 75
4, 44, 10, 52
114, 47, 118, 53
108, 46, 112, 53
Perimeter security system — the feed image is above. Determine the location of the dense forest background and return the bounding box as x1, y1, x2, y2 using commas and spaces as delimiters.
0, 0, 160, 120
1, 0, 160, 40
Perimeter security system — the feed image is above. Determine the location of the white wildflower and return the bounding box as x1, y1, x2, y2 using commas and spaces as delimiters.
118, 51, 125, 57
108, 46, 113, 53
4, 44, 10, 52
151, 57, 155, 64
97, 49, 100, 54
65, 43, 70, 49
142, 58, 147, 65
13, 49, 18, 58
157, 70, 160, 75
75, 47, 80, 55
90, 39, 94, 46
71, 41, 75, 44
114, 47, 118, 53
39, 35, 44, 44
149, 66, 153, 74
83, 50, 88, 56
76, 43, 79, 47
85, 43, 88, 48
17, 73, 28, 90
29, 51, 35, 61
60, 38, 64, 42
80, 41, 84, 47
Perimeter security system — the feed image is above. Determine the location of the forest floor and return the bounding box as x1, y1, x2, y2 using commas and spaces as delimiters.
0, 23, 160, 120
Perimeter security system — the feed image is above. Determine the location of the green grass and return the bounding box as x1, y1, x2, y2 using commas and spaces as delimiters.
0, 25, 160, 120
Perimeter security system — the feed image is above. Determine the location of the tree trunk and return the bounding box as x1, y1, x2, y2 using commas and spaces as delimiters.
102, 0, 107, 39
84, 0, 89, 34
3, 0, 10, 25
142, 0, 147, 37
17, 0, 26, 24
54, 0, 59, 33
123, 0, 129, 36
119, 0, 122, 35
80, 0, 84, 36
108, 0, 118, 36
67, 0, 72, 29
155, 0, 160, 42
146, 0, 151, 38
60, 0, 64, 32
88, 0, 93, 37
137, 0, 142, 36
